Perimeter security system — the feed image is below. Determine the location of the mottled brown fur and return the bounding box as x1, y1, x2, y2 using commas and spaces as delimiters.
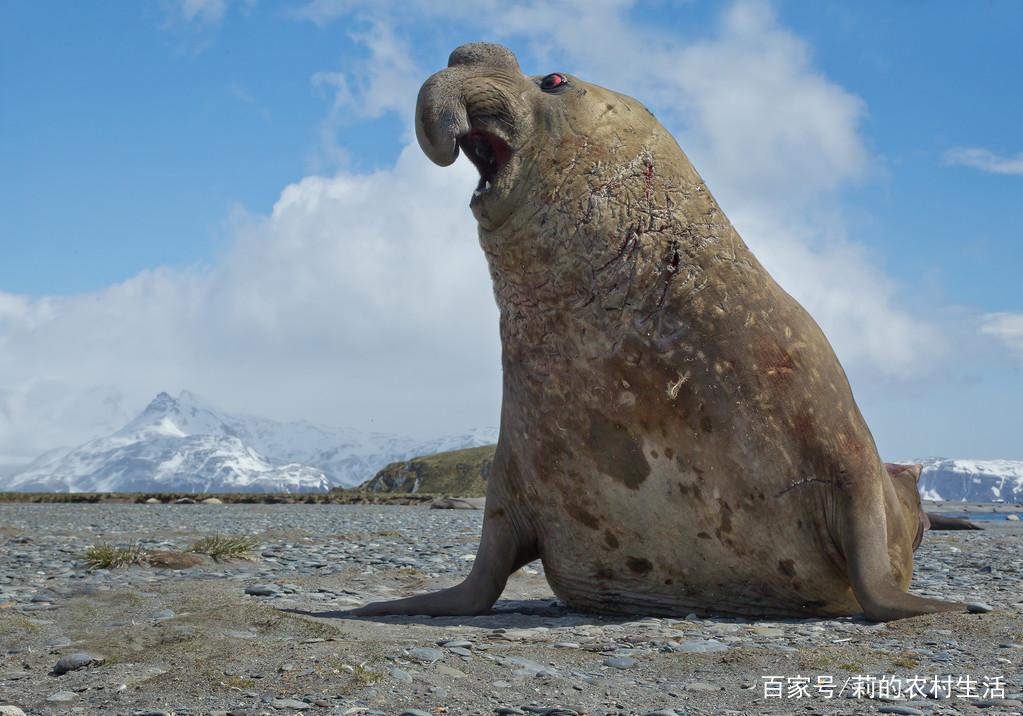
353, 43, 965, 621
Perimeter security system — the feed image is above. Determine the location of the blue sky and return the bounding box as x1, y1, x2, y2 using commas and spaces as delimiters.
1, 0, 1020, 463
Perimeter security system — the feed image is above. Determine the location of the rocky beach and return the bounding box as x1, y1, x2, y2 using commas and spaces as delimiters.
1, 502, 1021, 716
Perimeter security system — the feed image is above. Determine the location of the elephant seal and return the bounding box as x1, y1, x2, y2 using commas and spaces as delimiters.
355, 43, 965, 621
885, 462, 982, 531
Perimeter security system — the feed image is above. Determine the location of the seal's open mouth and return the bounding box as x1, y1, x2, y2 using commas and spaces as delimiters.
459, 129, 511, 204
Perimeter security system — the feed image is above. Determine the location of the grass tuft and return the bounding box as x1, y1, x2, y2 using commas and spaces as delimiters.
187, 534, 259, 561
82, 543, 147, 570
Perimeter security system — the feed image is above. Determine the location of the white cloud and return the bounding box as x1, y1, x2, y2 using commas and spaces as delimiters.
981, 312, 1023, 358
944, 147, 1023, 176
310, 20, 422, 168
179, 0, 228, 26
1, 0, 981, 462
0, 146, 496, 463
291, 0, 355, 27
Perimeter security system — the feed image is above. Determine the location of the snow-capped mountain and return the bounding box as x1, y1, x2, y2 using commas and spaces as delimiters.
2, 391, 497, 493
915, 457, 1023, 502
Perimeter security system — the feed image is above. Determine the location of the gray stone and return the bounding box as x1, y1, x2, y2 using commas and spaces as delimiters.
603, 656, 637, 669
244, 584, 280, 596
270, 698, 310, 709
967, 601, 994, 613
389, 667, 413, 683
500, 656, 559, 677
878, 707, 925, 716
151, 608, 175, 621
397, 710, 432, 716
53, 651, 101, 675
408, 646, 444, 663
0, 707, 27, 716
46, 691, 76, 703
976, 700, 1023, 708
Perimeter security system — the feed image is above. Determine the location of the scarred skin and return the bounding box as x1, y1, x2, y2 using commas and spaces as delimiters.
355, 43, 966, 621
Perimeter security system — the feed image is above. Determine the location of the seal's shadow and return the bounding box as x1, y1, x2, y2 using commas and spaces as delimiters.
280, 598, 627, 628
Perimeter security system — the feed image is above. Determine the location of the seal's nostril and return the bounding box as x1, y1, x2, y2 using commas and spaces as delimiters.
447, 42, 520, 72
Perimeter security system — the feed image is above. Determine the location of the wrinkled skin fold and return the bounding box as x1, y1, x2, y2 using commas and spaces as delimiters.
354, 43, 966, 622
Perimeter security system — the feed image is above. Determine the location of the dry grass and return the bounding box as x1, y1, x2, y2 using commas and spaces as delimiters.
187, 534, 259, 562
82, 543, 148, 570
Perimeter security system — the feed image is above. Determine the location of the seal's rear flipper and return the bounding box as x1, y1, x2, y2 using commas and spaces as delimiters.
351, 501, 536, 617
925, 513, 983, 530
841, 483, 965, 622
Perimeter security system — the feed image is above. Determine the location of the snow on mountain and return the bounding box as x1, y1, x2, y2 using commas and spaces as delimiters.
2, 390, 497, 493
914, 457, 1023, 503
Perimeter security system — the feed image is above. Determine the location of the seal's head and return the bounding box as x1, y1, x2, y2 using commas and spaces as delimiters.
415, 42, 661, 235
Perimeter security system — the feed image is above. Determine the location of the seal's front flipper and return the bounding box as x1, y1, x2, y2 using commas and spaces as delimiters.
841, 485, 965, 622
351, 504, 534, 617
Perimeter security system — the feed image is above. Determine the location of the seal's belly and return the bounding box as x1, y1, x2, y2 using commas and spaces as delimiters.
529, 461, 859, 617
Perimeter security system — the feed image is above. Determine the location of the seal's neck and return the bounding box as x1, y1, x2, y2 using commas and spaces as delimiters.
484, 141, 746, 374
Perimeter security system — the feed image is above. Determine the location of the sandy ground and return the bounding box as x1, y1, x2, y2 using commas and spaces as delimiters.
0, 503, 1021, 716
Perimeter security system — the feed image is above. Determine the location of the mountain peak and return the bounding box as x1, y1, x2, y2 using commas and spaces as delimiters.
144, 391, 177, 413
3, 390, 502, 492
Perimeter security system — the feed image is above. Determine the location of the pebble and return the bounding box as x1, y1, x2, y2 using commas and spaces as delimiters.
46, 691, 76, 703
389, 667, 413, 683
270, 698, 309, 709
878, 707, 925, 716
500, 656, 559, 677
967, 601, 994, 613
1, 502, 1019, 715
244, 584, 280, 596
409, 646, 444, 663
52, 651, 101, 675
977, 699, 1023, 707
0, 707, 27, 716
397, 710, 432, 716
603, 656, 637, 669
435, 665, 466, 678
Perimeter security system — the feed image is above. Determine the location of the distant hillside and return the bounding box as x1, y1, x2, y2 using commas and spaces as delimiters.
2, 390, 498, 493
915, 457, 1023, 502
362, 445, 497, 496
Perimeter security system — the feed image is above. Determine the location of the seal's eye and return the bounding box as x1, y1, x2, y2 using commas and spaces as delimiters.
540, 73, 567, 92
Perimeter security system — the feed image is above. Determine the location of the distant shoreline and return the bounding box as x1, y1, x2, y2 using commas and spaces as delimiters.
0, 491, 438, 505
924, 499, 1023, 514
1, 492, 1019, 514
